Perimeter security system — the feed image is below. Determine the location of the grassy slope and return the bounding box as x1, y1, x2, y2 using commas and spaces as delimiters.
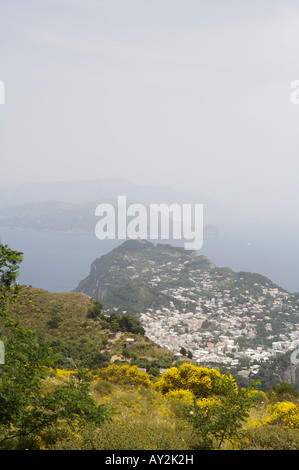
7, 286, 174, 368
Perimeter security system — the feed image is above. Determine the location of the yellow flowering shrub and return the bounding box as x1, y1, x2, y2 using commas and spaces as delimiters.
165, 389, 195, 404
156, 363, 225, 398
246, 389, 268, 402
266, 401, 299, 430
35, 435, 46, 450
245, 400, 299, 431
196, 396, 222, 409
96, 364, 152, 388
53, 368, 77, 380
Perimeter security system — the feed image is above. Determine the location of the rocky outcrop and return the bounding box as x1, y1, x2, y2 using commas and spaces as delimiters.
282, 364, 299, 388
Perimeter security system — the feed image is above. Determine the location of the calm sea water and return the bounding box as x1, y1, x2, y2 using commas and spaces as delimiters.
0, 226, 298, 293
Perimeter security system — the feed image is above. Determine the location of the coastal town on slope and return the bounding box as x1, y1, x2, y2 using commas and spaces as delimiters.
138, 282, 299, 377
77, 240, 299, 378
111, 247, 299, 378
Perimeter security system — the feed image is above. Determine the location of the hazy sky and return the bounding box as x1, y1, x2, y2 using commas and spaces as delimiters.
0, 0, 299, 221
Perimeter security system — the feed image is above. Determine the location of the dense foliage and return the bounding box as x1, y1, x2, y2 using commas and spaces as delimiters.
0, 241, 113, 448
88, 300, 145, 335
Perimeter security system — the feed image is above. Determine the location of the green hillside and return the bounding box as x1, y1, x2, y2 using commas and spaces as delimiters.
7, 286, 174, 371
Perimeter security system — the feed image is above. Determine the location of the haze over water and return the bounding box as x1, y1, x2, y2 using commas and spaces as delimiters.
1, 223, 298, 294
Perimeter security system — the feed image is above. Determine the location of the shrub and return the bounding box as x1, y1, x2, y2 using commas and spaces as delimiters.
265, 401, 299, 430
97, 364, 152, 388
187, 375, 260, 450
268, 382, 299, 401
93, 380, 114, 396
166, 389, 195, 405
155, 363, 223, 398
86, 300, 103, 319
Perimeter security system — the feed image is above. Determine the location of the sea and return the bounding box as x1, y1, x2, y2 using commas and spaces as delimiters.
0, 225, 298, 294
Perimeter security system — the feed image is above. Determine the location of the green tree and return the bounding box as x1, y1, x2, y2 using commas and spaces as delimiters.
180, 347, 187, 356
0, 243, 23, 309
0, 241, 113, 449
119, 314, 145, 335
86, 299, 103, 319
188, 375, 260, 449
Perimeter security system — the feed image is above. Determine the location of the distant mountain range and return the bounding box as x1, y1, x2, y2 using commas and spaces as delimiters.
0, 178, 211, 207
0, 178, 221, 213
0, 178, 220, 234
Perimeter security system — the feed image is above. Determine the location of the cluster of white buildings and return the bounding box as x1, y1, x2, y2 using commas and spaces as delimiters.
107, 247, 299, 376
140, 304, 299, 376
138, 279, 299, 375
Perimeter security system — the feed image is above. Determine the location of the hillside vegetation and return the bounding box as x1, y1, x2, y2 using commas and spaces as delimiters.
7, 286, 174, 371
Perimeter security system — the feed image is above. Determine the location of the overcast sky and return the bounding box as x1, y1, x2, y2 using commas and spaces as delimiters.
0, 0, 298, 221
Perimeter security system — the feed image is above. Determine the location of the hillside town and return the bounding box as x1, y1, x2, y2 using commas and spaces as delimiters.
139, 282, 299, 377
75, 240, 299, 377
